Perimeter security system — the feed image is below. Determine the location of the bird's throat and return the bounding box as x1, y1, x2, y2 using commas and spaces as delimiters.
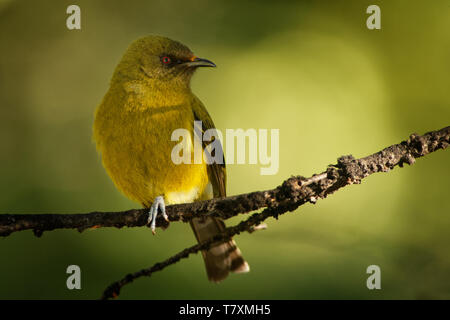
123, 79, 193, 110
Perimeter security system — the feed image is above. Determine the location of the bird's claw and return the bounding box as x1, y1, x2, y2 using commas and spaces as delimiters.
147, 196, 168, 234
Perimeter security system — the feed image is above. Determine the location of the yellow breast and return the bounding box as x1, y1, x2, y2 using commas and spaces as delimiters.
93, 82, 209, 207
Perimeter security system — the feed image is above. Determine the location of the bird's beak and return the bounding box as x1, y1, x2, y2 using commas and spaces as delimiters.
184, 56, 216, 68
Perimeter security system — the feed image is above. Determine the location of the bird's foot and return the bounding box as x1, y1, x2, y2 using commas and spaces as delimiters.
147, 196, 169, 235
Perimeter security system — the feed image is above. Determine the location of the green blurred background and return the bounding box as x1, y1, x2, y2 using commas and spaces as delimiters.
1, 0, 449, 299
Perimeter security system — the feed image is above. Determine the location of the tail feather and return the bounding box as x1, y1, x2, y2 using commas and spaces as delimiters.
190, 216, 249, 282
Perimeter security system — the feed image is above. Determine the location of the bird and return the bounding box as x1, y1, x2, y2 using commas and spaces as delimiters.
93, 35, 249, 282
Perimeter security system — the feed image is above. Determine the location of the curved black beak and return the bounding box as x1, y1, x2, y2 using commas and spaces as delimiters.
184, 57, 216, 68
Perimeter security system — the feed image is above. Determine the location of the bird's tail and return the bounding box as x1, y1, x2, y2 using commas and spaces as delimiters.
190, 216, 249, 282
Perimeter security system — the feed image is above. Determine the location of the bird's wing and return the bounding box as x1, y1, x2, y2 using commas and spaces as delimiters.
191, 96, 226, 197
190, 98, 249, 283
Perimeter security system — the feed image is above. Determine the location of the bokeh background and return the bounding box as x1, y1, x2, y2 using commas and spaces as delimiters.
1, 0, 449, 299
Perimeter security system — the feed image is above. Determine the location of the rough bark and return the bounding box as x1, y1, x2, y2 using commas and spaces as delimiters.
2, 127, 448, 239
0, 127, 448, 299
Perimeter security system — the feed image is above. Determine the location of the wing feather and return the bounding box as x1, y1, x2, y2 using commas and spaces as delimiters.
191, 96, 226, 197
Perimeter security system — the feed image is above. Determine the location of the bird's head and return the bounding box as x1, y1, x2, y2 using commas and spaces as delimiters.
112, 35, 215, 89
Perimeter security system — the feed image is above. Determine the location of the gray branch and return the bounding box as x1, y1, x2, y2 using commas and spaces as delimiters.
1, 126, 448, 240
0, 127, 448, 299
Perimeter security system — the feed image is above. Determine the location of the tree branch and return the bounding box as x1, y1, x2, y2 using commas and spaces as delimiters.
1, 126, 448, 238
101, 210, 271, 300
0, 126, 448, 299
99, 126, 449, 299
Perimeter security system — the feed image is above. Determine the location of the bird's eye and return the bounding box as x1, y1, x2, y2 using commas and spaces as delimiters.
161, 56, 171, 65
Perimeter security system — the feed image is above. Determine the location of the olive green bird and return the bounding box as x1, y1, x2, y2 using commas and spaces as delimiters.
93, 35, 249, 282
